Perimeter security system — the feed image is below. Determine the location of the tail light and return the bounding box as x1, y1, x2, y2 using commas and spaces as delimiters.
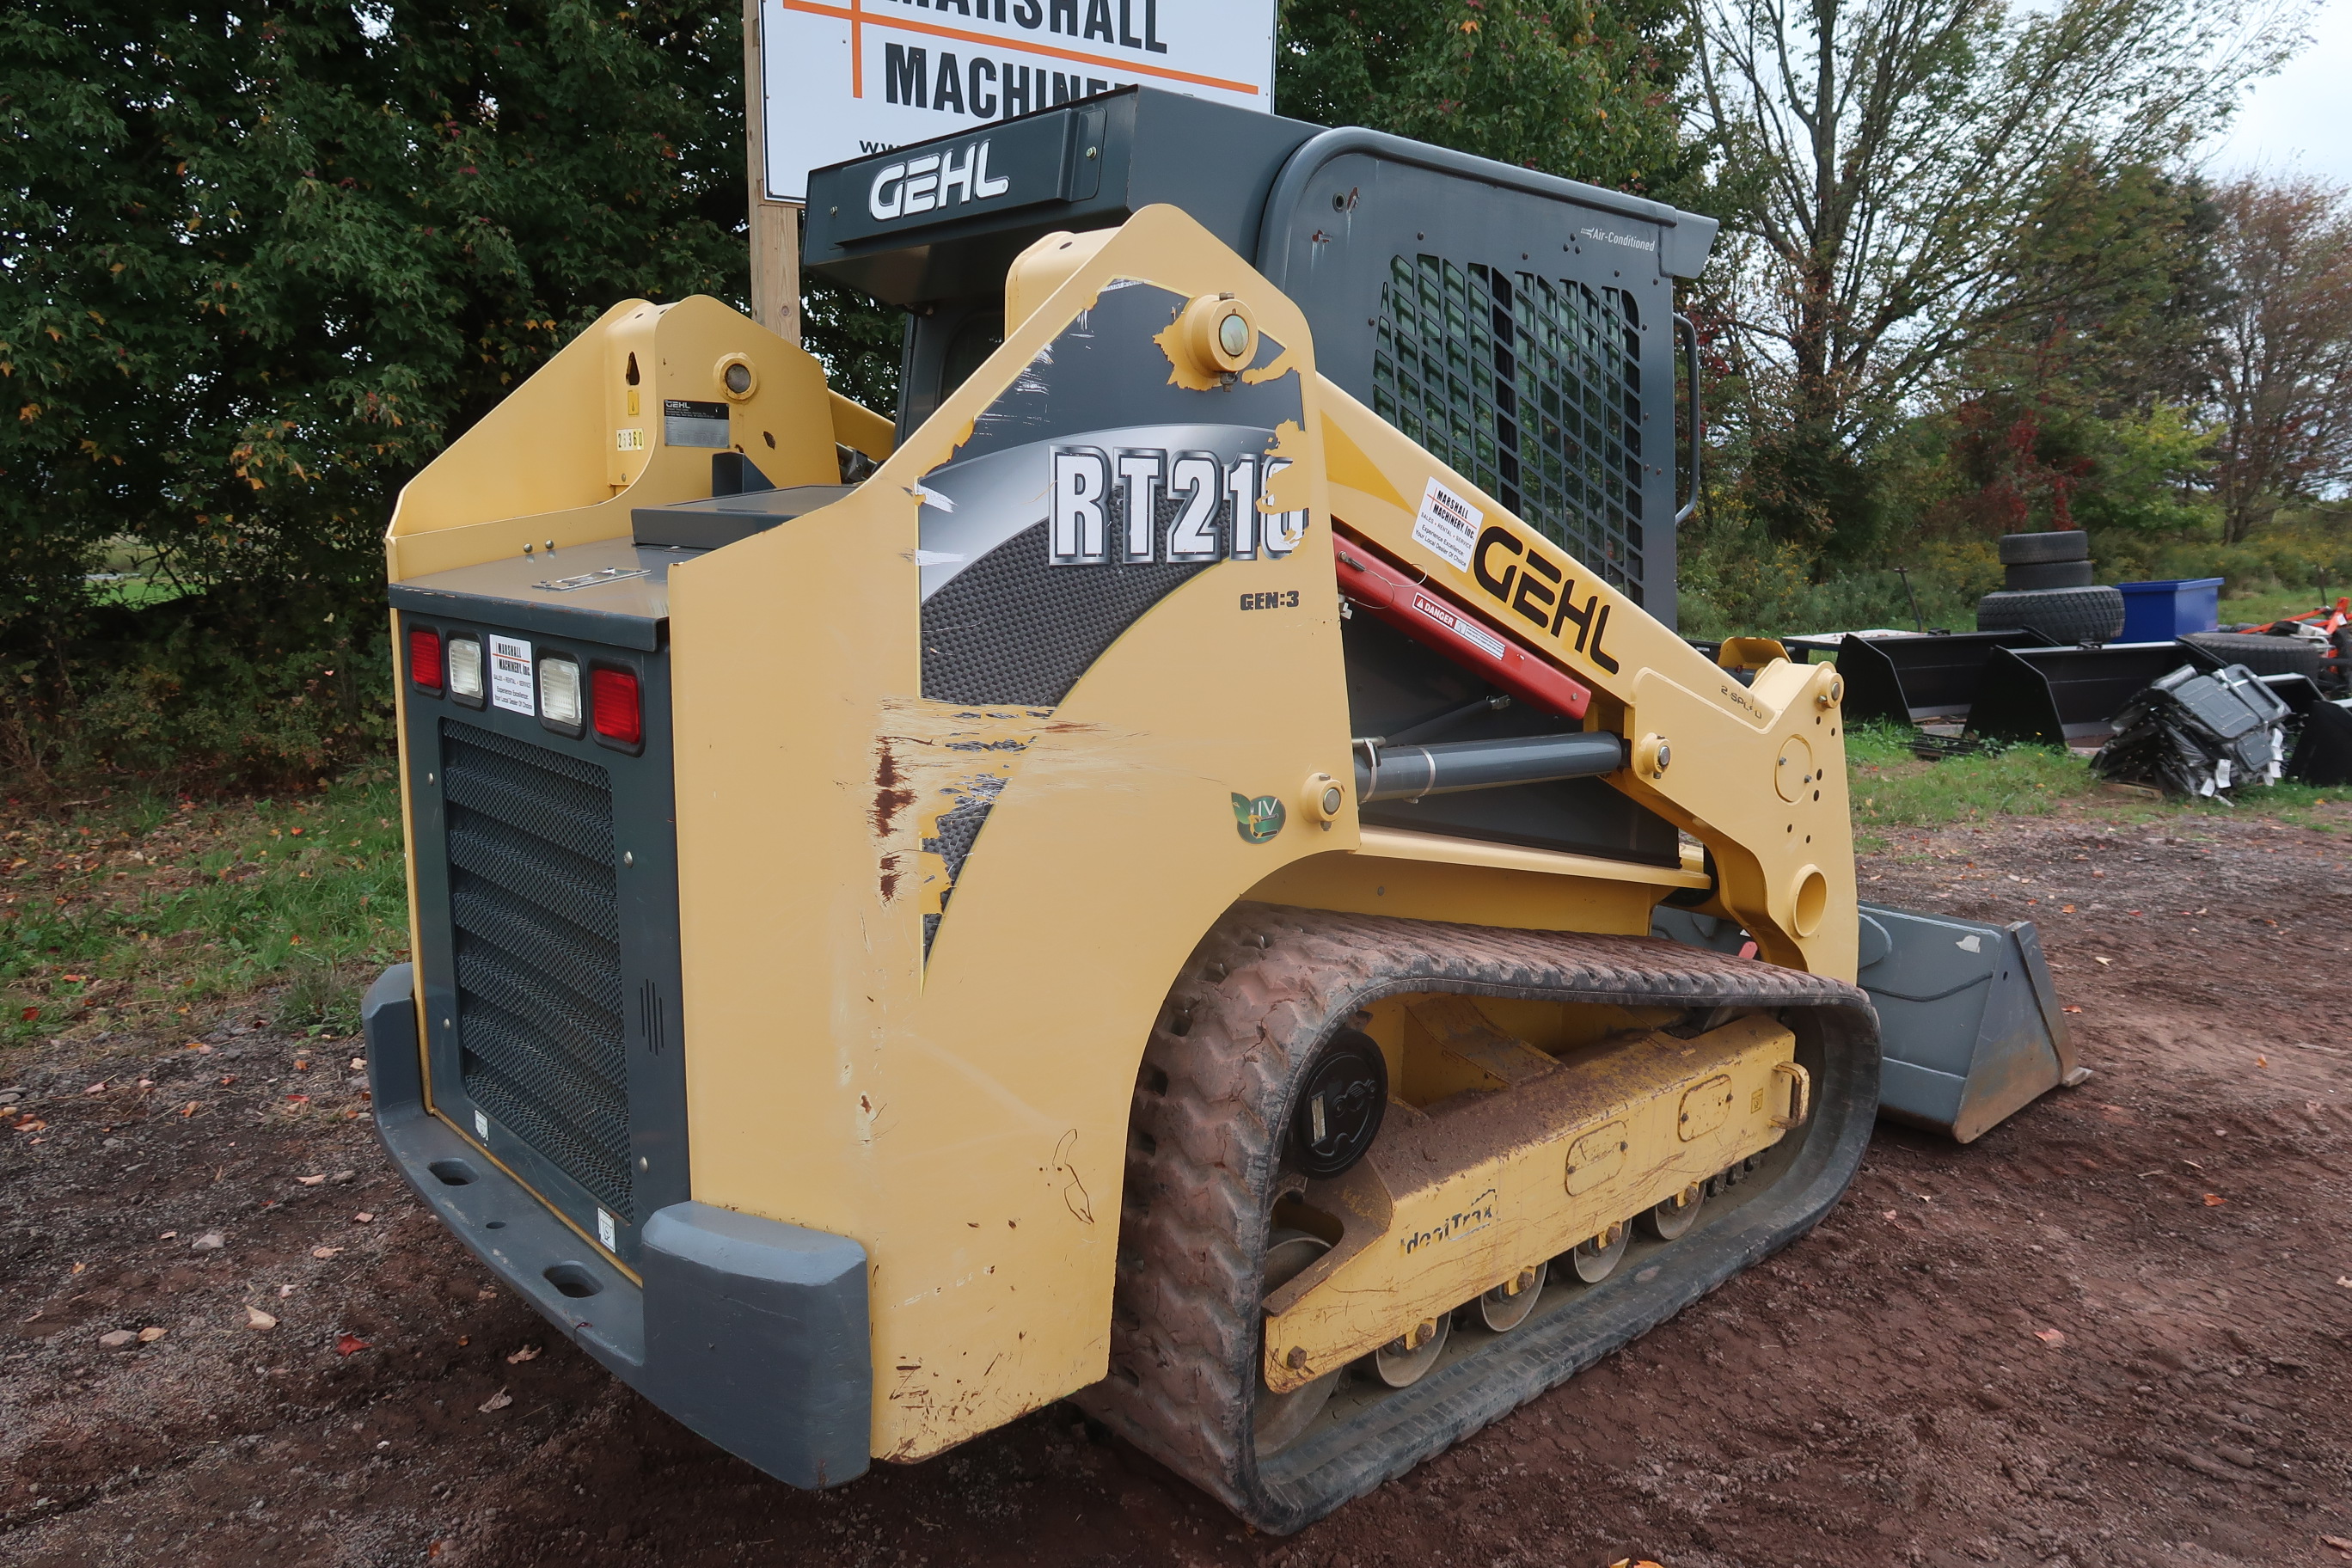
592, 667, 642, 747
539, 657, 584, 732
445, 636, 485, 703
407, 628, 443, 694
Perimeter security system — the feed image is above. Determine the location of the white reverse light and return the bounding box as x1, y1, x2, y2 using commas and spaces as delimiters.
539, 658, 583, 728
446, 637, 484, 701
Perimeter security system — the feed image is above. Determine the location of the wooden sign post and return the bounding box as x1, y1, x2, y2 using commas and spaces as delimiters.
743, 0, 803, 345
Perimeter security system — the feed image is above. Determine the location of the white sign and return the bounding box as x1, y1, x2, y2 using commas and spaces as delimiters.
1411, 476, 1482, 572
757, 0, 1276, 203
488, 634, 535, 716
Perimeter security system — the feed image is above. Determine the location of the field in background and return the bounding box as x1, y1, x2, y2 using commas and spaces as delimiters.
0, 775, 408, 1052
1845, 722, 2344, 849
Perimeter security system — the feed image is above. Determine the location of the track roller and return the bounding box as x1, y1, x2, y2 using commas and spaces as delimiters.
1478, 1263, 1547, 1332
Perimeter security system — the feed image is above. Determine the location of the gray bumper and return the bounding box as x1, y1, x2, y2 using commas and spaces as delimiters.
363, 965, 873, 1487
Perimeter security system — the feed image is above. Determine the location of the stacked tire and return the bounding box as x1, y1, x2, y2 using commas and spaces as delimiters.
1975, 530, 2124, 643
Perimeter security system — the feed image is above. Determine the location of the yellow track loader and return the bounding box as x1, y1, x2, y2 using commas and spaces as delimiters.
364, 89, 2079, 1529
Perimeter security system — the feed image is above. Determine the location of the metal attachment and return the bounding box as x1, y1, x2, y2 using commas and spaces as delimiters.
1816, 675, 1844, 709
1301, 771, 1345, 830
715, 352, 758, 401
1634, 732, 1671, 779
622, 851, 634, 867
1287, 1029, 1387, 1179
1175, 291, 1258, 377
1771, 1060, 1813, 1129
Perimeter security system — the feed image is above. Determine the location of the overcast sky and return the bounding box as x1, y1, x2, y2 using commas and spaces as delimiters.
2202, 0, 2352, 185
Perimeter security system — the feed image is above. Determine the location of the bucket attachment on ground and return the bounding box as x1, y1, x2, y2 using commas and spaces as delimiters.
2090, 661, 2289, 797
1854, 903, 2081, 1142
1653, 903, 2081, 1143
1819, 628, 2054, 727
2276, 680, 2352, 786
1966, 642, 2191, 747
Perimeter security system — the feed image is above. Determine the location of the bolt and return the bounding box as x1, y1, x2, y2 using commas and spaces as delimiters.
1284, 1345, 1308, 1369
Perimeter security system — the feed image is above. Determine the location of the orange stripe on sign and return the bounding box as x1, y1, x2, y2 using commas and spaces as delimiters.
777, 0, 1265, 96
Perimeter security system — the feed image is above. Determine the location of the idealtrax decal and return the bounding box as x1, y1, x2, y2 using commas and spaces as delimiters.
1398, 1188, 1499, 1255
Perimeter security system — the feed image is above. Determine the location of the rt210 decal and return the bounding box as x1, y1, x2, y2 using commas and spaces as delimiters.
1050, 447, 1307, 567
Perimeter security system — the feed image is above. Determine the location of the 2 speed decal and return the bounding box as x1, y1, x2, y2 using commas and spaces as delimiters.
1049, 448, 1306, 567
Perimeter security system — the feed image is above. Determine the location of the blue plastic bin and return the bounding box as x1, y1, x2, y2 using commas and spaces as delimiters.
2116, 577, 2224, 641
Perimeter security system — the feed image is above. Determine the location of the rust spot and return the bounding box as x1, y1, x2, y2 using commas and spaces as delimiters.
873, 742, 916, 837
878, 852, 904, 903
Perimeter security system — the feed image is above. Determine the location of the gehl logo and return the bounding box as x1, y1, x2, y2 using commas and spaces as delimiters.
1470, 524, 1623, 675
1049, 447, 1308, 565
868, 141, 1010, 221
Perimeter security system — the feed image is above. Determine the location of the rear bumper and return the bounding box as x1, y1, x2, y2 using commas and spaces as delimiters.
362, 964, 873, 1487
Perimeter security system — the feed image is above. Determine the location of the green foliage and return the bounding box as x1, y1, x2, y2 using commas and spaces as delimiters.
0, 0, 751, 785
0, 774, 410, 1044
1277, 0, 1700, 193
803, 275, 905, 415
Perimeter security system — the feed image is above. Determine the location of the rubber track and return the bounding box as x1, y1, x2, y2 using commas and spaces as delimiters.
1073, 902, 1879, 1533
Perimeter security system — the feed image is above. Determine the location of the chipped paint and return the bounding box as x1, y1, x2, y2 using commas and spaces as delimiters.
1153, 313, 1223, 392
1241, 346, 1301, 387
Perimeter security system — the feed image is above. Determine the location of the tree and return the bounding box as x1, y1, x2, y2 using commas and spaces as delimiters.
0, 0, 750, 780
1920, 160, 2223, 539
2205, 175, 2352, 542
1277, 0, 1701, 194
1687, 0, 2298, 558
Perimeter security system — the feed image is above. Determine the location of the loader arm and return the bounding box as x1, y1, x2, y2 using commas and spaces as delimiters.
1314, 383, 1859, 979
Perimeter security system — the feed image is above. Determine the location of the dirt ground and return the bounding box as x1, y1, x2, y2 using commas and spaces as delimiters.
3, 807, 2349, 1568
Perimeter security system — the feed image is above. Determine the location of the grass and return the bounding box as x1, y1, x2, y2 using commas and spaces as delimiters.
1843, 721, 2347, 848
0, 770, 409, 1053
2215, 585, 2346, 628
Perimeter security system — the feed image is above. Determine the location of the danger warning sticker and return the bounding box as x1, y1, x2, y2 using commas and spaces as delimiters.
488, 634, 534, 715
1412, 591, 1506, 660
1410, 475, 1482, 571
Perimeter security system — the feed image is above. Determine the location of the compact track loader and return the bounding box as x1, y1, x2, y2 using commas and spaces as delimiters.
364, 88, 2078, 1530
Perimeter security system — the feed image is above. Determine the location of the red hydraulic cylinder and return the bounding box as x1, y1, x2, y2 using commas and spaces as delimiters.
1332, 538, 1594, 721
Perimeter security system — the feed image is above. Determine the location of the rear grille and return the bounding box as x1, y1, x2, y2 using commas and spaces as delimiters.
440, 720, 634, 1220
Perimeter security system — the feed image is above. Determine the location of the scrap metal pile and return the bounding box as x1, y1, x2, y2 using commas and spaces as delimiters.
2090, 662, 2291, 799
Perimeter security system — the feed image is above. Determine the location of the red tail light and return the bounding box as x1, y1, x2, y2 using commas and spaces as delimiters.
591, 667, 641, 745
407, 628, 443, 694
